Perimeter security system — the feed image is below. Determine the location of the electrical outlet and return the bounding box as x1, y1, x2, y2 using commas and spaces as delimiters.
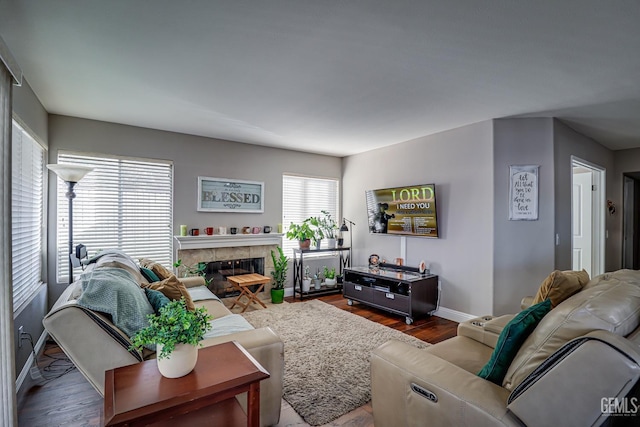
18, 326, 23, 348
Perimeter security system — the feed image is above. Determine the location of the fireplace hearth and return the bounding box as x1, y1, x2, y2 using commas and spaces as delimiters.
205, 257, 265, 297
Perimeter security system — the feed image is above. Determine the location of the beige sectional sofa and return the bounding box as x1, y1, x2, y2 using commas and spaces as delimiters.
371, 269, 640, 427
44, 251, 284, 426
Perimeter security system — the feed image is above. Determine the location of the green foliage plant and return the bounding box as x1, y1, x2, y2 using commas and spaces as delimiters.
285, 221, 315, 242
130, 298, 213, 359
311, 210, 338, 239
323, 266, 336, 280
270, 246, 289, 290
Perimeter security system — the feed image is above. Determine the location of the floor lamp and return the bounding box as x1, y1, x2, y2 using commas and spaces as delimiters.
47, 164, 93, 284
340, 218, 355, 267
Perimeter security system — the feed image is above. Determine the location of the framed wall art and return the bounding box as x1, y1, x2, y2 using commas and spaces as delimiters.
509, 165, 539, 221
197, 176, 264, 213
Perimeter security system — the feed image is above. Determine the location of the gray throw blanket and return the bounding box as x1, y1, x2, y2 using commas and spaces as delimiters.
76, 267, 154, 338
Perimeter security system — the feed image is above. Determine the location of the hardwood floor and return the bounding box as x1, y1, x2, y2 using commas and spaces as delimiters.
18, 293, 458, 427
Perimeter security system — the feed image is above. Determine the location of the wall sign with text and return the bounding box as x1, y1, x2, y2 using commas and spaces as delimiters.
197, 176, 264, 213
509, 165, 539, 221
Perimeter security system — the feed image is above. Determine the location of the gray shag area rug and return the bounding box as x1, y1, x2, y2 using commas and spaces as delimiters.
241, 299, 430, 425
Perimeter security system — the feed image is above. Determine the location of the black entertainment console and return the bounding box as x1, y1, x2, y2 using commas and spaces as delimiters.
343, 264, 439, 324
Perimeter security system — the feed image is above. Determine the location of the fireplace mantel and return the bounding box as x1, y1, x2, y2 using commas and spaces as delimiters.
174, 234, 283, 250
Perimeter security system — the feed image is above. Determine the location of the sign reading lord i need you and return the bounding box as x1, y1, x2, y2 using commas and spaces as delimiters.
198, 177, 264, 213
509, 165, 539, 221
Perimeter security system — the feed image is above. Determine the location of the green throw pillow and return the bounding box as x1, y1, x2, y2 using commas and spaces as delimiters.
140, 266, 161, 283
477, 299, 552, 385
144, 287, 171, 314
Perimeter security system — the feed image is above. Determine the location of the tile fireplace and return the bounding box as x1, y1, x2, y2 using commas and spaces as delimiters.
174, 234, 283, 297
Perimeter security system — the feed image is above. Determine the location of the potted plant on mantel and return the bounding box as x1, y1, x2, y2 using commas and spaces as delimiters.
285, 221, 315, 250
270, 246, 288, 303
131, 298, 212, 378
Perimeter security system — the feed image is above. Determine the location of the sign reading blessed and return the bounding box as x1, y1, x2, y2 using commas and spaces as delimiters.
197, 177, 264, 213
509, 165, 539, 220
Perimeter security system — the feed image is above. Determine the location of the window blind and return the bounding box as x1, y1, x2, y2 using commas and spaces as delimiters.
11, 120, 44, 313
56, 152, 173, 282
282, 174, 339, 257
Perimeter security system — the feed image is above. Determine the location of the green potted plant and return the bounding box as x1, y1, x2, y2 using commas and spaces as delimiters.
270, 246, 288, 303
285, 221, 315, 250
323, 266, 337, 287
302, 265, 312, 292
130, 298, 212, 378
311, 210, 339, 248
173, 259, 212, 286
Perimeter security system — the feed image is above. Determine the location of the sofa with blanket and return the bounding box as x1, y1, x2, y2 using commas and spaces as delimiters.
370, 269, 640, 427
43, 250, 284, 426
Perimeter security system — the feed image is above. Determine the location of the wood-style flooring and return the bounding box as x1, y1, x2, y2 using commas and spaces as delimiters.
18, 293, 458, 427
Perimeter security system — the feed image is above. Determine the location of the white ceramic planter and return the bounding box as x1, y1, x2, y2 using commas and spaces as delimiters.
326, 238, 336, 249
156, 343, 198, 378
325, 278, 337, 287
302, 278, 311, 292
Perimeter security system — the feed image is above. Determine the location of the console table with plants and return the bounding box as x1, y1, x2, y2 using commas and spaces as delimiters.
292, 247, 351, 300
343, 263, 439, 324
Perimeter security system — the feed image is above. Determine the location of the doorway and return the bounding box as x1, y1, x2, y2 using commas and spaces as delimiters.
622, 173, 640, 269
571, 157, 605, 277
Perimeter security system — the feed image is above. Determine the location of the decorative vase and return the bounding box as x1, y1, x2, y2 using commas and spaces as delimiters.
313, 278, 321, 289
325, 278, 337, 287
302, 278, 311, 292
326, 238, 336, 249
299, 239, 311, 250
271, 288, 285, 304
315, 239, 322, 249
337, 237, 344, 247
156, 343, 198, 378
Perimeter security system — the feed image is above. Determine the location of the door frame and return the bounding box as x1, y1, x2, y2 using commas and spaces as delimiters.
571, 156, 606, 277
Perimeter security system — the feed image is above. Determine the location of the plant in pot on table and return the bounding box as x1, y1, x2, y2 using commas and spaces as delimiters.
131, 298, 212, 378
310, 210, 339, 248
285, 221, 315, 250
270, 246, 288, 304
302, 265, 312, 293
323, 266, 337, 287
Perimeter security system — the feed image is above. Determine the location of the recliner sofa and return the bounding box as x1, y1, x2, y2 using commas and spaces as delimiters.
44, 251, 284, 426
370, 269, 640, 427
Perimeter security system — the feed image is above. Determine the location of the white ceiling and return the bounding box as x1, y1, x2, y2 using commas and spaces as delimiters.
1, 1, 639, 157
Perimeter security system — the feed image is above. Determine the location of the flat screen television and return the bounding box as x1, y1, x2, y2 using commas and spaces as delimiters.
365, 183, 438, 238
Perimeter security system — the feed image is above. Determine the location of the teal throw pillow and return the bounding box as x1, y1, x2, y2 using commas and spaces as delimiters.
140, 266, 161, 283
144, 287, 171, 314
477, 299, 552, 385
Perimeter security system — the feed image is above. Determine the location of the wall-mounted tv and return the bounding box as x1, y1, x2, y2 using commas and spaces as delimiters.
365, 183, 438, 238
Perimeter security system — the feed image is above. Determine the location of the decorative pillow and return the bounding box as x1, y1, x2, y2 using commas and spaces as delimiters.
140, 267, 161, 283
144, 287, 171, 314
477, 299, 552, 385
138, 258, 173, 280
531, 269, 589, 308
143, 274, 195, 311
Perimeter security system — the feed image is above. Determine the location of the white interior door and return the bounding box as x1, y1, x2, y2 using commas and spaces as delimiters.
572, 170, 592, 273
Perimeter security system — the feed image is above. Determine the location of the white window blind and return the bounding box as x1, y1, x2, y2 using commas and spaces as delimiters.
282, 174, 339, 257
12, 120, 44, 313
56, 152, 173, 282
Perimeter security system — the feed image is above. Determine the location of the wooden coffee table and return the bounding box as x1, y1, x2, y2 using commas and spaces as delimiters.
228, 273, 271, 312
103, 341, 270, 427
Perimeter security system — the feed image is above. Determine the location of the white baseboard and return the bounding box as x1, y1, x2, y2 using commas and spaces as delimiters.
432, 306, 477, 323
15, 330, 48, 392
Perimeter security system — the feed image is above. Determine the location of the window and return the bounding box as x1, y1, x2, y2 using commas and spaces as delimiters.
55, 152, 173, 282
12, 120, 45, 313
282, 174, 340, 256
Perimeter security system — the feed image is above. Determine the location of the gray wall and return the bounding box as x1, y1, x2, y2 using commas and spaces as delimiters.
611, 147, 640, 270
46, 115, 342, 303
12, 78, 49, 380
553, 119, 615, 272
343, 121, 495, 316
493, 118, 555, 315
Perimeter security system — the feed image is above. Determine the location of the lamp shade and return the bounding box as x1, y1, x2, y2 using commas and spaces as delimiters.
47, 164, 93, 183
340, 222, 349, 232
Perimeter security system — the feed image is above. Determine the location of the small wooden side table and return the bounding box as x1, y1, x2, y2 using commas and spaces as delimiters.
103, 341, 270, 427
228, 273, 271, 312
